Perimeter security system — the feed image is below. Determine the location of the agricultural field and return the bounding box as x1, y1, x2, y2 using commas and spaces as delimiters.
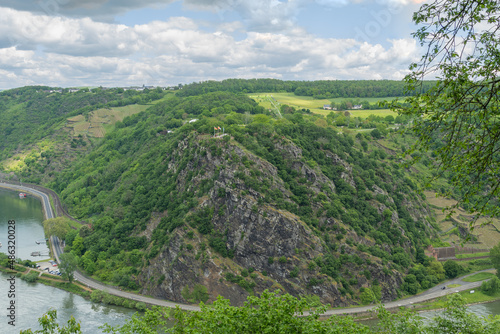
248, 93, 330, 110
424, 190, 500, 249
66, 104, 149, 138
321, 109, 397, 118
247, 92, 398, 118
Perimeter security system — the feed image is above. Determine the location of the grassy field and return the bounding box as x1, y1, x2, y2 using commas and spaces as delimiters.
462, 272, 495, 282
248, 93, 330, 110
247, 93, 398, 118
456, 252, 490, 259
67, 104, 149, 138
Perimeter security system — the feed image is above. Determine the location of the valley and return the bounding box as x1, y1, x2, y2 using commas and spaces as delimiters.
0, 79, 498, 312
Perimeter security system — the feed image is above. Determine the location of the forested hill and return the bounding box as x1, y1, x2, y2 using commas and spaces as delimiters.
0, 86, 166, 162
0, 83, 447, 307
177, 78, 436, 99
24, 86, 444, 307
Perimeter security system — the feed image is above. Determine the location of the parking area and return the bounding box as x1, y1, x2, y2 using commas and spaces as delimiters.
36, 260, 61, 276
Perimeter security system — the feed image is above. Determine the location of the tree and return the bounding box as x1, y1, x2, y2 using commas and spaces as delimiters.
359, 287, 376, 305
443, 260, 462, 279
20, 309, 81, 334
490, 242, 500, 277
427, 260, 446, 281
59, 252, 78, 283
401, 0, 500, 226
43, 217, 71, 240
371, 128, 382, 139
102, 290, 371, 334
481, 276, 500, 296
426, 294, 500, 334
26, 293, 500, 334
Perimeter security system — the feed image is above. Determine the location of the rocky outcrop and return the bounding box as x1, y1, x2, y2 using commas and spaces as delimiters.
135, 135, 429, 306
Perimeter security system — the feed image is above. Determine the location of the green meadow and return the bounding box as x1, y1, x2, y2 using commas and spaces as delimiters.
248, 92, 398, 118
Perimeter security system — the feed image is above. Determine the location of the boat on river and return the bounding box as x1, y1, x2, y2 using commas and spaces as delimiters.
19, 192, 27, 198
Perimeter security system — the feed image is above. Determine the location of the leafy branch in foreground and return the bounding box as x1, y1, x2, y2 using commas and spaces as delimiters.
400, 0, 500, 226
98, 291, 500, 334
20, 309, 81, 334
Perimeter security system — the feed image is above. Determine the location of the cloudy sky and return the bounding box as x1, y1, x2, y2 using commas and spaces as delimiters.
0, 0, 427, 89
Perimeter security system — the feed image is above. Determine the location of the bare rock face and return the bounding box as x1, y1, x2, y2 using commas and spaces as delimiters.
135, 135, 423, 306
327, 152, 356, 189
276, 140, 336, 194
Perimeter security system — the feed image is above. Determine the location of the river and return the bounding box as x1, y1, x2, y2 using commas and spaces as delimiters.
360, 300, 500, 328
0, 188, 136, 333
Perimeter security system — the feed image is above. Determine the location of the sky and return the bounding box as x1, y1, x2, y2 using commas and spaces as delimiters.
0, 0, 428, 89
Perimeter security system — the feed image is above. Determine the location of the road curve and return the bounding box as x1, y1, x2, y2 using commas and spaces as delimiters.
0, 182, 55, 220
319, 275, 487, 316
0, 181, 201, 311
0, 182, 492, 316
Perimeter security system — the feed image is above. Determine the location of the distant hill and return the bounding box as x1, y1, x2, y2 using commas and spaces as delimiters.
177, 78, 436, 99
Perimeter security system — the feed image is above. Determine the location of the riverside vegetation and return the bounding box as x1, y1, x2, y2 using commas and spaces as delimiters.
21, 292, 500, 333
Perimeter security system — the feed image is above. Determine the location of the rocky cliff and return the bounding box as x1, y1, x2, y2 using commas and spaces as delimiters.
136, 134, 429, 306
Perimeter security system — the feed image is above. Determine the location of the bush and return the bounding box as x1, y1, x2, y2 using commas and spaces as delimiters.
90, 290, 105, 303
21, 271, 39, 283
481, 276, 500, 296
182, 284, 210, 303
359, 287, 375, 305
443, 260, 462, 279
135, 302, 147, 311
102, 292, 114, 305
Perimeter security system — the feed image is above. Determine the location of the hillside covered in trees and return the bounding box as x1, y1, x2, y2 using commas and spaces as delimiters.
0, 80, 453, 306
177, 78, 436, 99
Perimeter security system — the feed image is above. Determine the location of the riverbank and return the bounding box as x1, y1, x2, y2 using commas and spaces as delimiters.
340, 269, 500, 321
0, 264, 89, 298
349, 288, 500, 321
0, 270, 137, 333
0, 263, 149, 312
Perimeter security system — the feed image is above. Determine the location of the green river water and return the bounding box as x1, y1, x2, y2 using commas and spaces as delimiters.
0, 188, 135, 333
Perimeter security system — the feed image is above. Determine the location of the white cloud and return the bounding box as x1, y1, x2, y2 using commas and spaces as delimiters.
0, 47, 35, 69
0, 0, 177, 21
0, 6, 420, 89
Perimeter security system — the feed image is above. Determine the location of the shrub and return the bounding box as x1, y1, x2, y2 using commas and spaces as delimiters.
21, 271, 39, 283
481, 276, 500, 296
443, 260, 462, 279
135, 302, 147, 312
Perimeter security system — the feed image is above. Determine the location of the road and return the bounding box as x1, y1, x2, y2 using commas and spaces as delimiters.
0, 182, 55, 220
319, 270, 491, 316
0, 181, 493, 316
50, 236, 201, 311
0, 181, 201, 311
